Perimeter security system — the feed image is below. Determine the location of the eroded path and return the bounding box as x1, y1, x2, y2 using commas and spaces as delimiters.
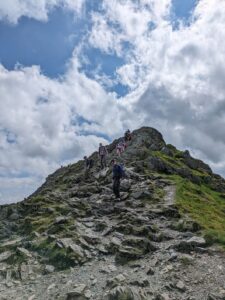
0, 174, 225, 300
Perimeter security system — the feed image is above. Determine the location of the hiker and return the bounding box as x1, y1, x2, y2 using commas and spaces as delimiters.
99, 143, 108, 169
84, 156, 94, 170
124, 129, 132, 142
116, 139, 126, 156
111, 159, 124, 199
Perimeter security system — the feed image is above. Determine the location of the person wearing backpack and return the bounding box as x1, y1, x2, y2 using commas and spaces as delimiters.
111, 159, 124, 199
99, 143, 108, 169
84, 156, 94, 170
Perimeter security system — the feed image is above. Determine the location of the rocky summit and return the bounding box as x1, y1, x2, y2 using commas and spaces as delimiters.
0, 127, 225, 300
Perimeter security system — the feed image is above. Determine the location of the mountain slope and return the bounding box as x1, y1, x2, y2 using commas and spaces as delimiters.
0, 127, 224, 300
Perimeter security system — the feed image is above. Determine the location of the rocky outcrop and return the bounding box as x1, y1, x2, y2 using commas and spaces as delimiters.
0, 127, 224, 299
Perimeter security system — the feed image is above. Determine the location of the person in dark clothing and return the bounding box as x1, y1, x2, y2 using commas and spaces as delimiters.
111, 159, 123, 199
124, 129, 132, 142
99, 143, 108, 169
84, 156, 94, 170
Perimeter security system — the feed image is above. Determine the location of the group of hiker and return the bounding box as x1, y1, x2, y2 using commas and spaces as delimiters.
83, 129, 132, 200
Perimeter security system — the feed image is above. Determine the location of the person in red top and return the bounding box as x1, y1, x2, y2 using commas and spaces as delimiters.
99, 143, 108, 169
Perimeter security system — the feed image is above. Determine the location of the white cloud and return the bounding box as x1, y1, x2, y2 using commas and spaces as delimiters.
87, 0, 225, 170
0, 0, 86, 24
0, 60, 125, 203
1, 0, 225, 203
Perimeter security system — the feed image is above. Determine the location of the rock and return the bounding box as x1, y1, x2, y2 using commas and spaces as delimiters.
120, 180, 132, 192
56, 238, 85, 260
186, 236, 206, 247
91, 279, 97, 286
115, 236, 157, 264
146, 267, 155, 275
44, 265, 55, 274
66, 284, 90, 300
1, 238, 22, 247
5, 281, 13, 287
54, 216, 69, 224
9, 213, 20, 221
115, 246, 143, 264
108, 264, 118, 272
20, 263, 31, 281
175, 280, 186, 292
106, 274, 127, 288
132, 190, 151, 200
207, 293, 225, 300
104, 285, 147, 300
129, 277, 149, 287
154, 293, 171, 300
104, 286, 134, 300
174, 236, 206, 253
168, 251, 177, 261
0, 251, 12, 262
161, 146, 174, 156
108, 237, 122, 253
69, 244, 84, 256
82, 233, 100, 245
17, 247, 32, 258
161, 264, 173, 273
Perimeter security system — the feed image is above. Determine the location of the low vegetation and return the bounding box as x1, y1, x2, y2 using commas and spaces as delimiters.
169, 175, 225, 247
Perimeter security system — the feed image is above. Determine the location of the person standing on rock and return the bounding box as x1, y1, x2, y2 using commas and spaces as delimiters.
111, 159, 123, 200
99, 143, 108, 169
124, 129, 132, 142
116, 139, 126, 156
84, 156, 93, 170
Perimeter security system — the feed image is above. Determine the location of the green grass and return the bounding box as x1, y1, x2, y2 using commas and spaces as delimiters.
152, 150, 185, 168
31, 239, 75, 270
169, 175, 225, 247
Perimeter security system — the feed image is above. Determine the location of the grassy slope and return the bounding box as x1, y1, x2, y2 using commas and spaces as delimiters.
146, 148, 225, 248
169, 175, 225, 247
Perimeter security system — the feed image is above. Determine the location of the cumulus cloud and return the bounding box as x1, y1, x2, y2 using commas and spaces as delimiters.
87, 0, 225, 167
0, 0, 86, 24
0, 60, 125, 203
1, 0, 225, 203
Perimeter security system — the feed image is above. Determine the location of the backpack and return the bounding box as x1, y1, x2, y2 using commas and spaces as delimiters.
113, 164, 125, 178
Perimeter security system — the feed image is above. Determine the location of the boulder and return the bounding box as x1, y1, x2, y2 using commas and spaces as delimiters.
44, 265, 55, 274
104, 286, 134, 300
0, 251, 13, 262
132, 190, 151, 200
115, 237, 156, 264
17, 247, 32, 258
66, 284, 91, 300
106, 274, 127, 288
174, 236, 206, 252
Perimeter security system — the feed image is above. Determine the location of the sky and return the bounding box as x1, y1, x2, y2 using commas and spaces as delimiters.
0, 0, 225, 204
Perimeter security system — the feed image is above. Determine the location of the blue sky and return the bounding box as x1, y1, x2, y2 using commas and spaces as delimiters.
0, 1, 197, 86
1, 0, 225, 204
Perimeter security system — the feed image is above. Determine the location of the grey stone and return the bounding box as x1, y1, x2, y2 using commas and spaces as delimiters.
175, 280, 186, 292
0, 251, 12, 262
66, 284, 90, 300
44, 265, 55, 274
104, 286, 134, 300
17, 247, 32, 258
186, 236, 206, 247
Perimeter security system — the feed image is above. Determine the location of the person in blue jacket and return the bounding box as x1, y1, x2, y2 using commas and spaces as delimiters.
111, 159, 124, 199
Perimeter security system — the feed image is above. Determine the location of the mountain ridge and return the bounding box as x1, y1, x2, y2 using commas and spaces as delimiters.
0, 126, 224, 300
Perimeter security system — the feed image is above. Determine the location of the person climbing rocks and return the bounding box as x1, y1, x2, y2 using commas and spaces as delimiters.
116, 138, 126, 156
124, 129, 132, 142
111, 159, 124, 200
84, 156, 94, 170
99, 143, 108, 169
